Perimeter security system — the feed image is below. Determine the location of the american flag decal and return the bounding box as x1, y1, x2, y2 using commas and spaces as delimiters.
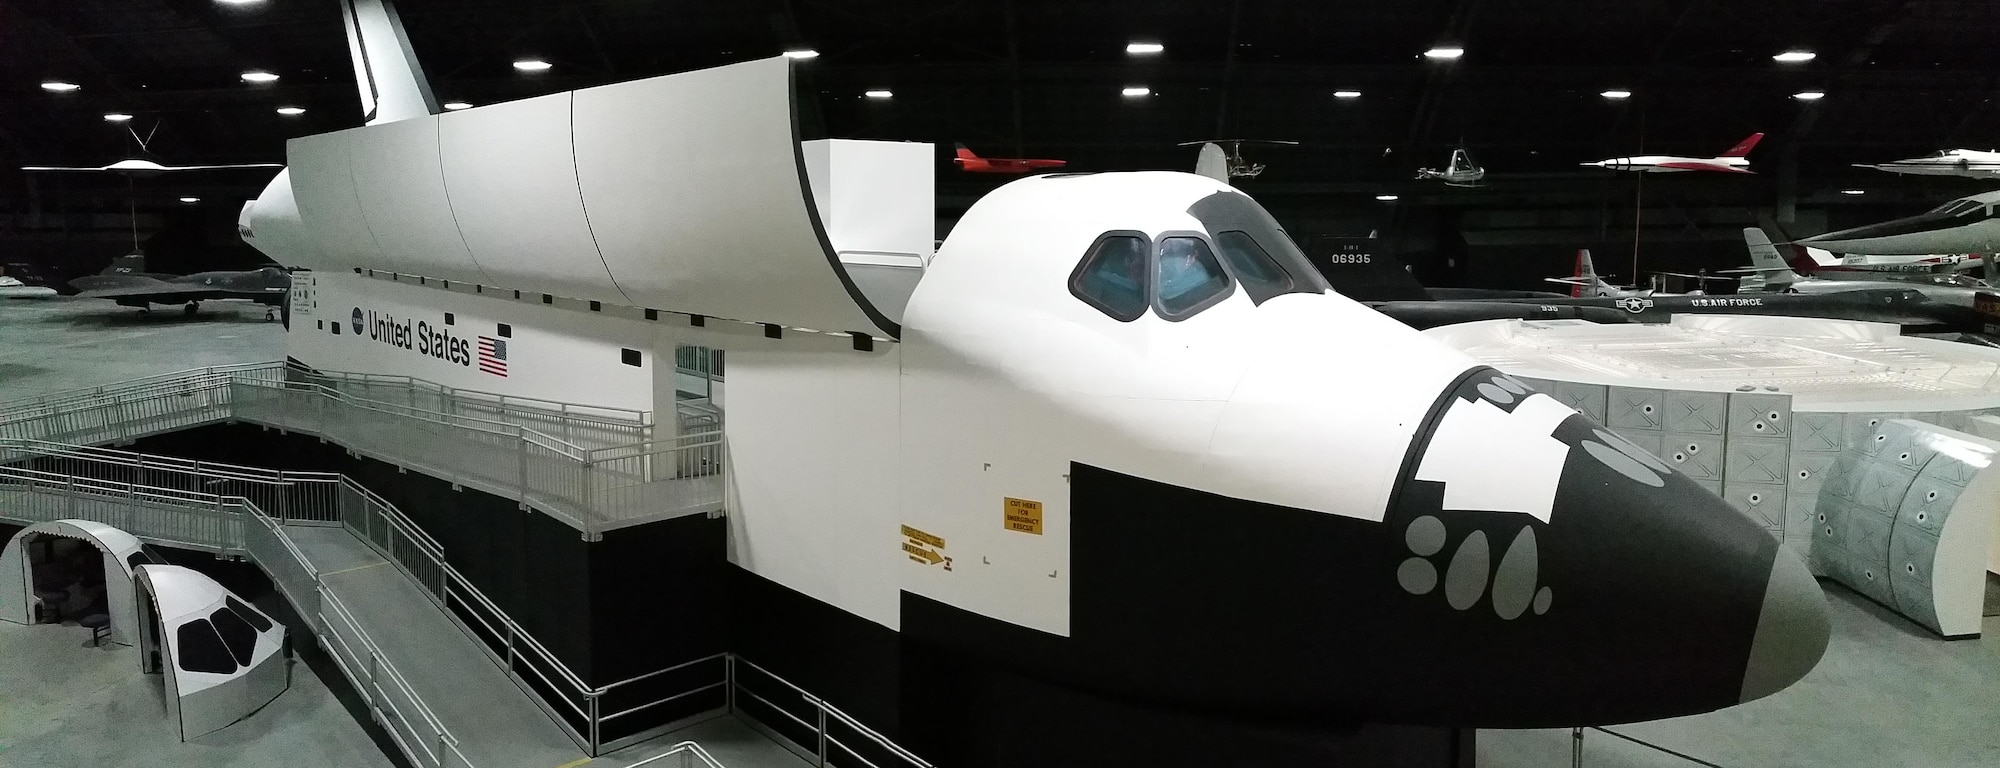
477, 336, 509, 377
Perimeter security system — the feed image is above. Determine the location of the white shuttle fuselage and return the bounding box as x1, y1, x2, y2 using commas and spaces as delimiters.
243, 46, 1828, 729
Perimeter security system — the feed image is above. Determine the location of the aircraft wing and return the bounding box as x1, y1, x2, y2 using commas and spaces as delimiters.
159, 163, 286, 171
1656, 161, 1753, 173
19, 165, 113, 172
75, 282, 284, 303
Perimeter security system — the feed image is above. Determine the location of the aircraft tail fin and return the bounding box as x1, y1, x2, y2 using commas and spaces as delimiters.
954, 143, 978, 160
1785, 247, 1822, 274
1194, 142, 1231, 184
103, 253, 146, 276
342, 0, 438, 125
1721, 133, 1764, 158
1571, 249, 1590, 297
1742, 227, 1800, 286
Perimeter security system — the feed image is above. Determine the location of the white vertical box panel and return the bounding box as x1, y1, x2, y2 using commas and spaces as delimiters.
723, 344, 903, 630
802, 139, 934, 324
437, 91, 628, 303
286, 132, 387, 267
571, 57, 891, 337
345, 116, 492, 285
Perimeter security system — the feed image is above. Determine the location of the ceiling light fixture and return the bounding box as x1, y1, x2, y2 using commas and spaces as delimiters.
1423, 46, 1464, 60
1126, 42, 1164, 55
1772, 50, 1816, 63
41, 81, 81, 93
1333, 90, 1362, 99
1601, 89, 1633, 99
782, 49, 819, 60
179, 197, 201, 203
103, 113, 133, 122
1792, 90, 1826, 101
443, 101, 473, 110
1376, 194, 1400, 201
1121, 86, 1152, 97
1840, 189, 1866, 195
275, 106, 305, 116
863, 89, 893, 99
512, 59, 552, 72
240, 70, 279, 83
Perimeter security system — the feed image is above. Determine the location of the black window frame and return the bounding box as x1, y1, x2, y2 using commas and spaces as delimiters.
1211, 229, 1302, 305
1150, 231, 1237, 321
175, 619, 239, 674
1067, 230, 1155, 322
209, 606, 260, 665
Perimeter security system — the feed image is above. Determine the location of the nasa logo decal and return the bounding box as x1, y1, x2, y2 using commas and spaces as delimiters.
1617, 297, 1654, 314
350, 307, 365, 335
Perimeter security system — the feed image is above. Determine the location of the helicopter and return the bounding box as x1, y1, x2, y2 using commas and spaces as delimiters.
1177, 139, 1299, 180
1415, 147, 1486, 187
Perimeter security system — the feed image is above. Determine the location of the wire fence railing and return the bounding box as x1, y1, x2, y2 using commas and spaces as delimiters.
0, 362, 723, 537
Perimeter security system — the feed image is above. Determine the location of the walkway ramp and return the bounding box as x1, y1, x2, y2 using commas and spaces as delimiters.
285, 526, 588, 768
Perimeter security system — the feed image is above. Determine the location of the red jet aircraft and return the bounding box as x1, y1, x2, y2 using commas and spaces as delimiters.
953, 143, 1067, 173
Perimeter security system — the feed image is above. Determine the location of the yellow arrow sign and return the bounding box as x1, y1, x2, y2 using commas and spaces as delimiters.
903, 541, 944, 565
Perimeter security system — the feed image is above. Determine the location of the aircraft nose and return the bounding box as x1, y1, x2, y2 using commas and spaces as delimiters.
1740, 546, 1831, 702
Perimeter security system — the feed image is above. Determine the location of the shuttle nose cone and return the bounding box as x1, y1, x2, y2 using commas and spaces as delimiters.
1740, 548, 1830, 702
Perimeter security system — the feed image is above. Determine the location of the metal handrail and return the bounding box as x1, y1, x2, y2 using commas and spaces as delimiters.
3, 457, 931, 768
303, 366, 651, 427
627, 741, 729, 768
0, 468, 474, 768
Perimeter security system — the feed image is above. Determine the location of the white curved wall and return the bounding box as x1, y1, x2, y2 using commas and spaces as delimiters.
278, 56, 897, 338
437, 91, 627, 302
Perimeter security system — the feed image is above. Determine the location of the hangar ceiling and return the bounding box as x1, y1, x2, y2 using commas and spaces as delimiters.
2, 0, 1996, 281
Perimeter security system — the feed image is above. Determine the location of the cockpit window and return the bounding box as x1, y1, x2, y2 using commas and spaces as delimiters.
1184, 192, 1331, 295
1154, 237, 1234, 319
1070, 233, 1152, 321
1214, 230, 1298, 303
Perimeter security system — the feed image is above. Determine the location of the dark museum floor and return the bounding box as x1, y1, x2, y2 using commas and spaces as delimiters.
4, 296, 1999, 768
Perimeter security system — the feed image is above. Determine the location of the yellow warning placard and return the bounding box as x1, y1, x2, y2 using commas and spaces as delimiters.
1003, 497, 1043, 535
901, 524, 951, 571
901, 525, 944, 549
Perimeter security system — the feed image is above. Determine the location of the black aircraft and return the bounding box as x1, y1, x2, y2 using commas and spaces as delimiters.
69, 254, 292, 322
1306, 243, 1982, 332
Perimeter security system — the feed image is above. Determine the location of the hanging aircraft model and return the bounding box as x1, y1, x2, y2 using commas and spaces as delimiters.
1854, 149, 2000, 179
238, 0, 1836, 734
1795, 190, 2000, 255
952, 143, 1067, 174
1175, 139, 1298, 180
1415, 147, 1486, 187
1581, 133, 1762, 174
19, 121, 282, 176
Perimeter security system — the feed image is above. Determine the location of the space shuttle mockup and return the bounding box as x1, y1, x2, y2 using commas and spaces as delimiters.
245, 1, 1829, 731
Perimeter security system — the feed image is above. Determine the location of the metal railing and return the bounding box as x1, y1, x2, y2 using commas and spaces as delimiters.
0, 468, 473, 768
0, 362, 724, 537
0, 438, 716, 756
1566, 726, 1732, 768
629, 740, 729, 768
729, 657, 933, 768
1, 456, 929, 768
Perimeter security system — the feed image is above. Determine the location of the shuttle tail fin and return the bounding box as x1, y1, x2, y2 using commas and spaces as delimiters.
1742, 227, 1800, 287
1721, 133, 1764, 158
341, 0, 438, 125
1194, 142, 1231, 184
